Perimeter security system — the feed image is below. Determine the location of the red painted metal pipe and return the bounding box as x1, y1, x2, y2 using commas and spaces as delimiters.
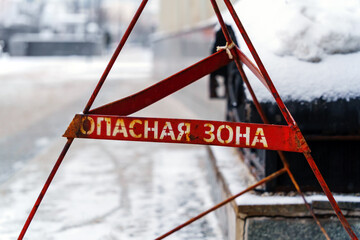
18, 1, 149, 239
303, 151, 358, 240
212, 0, 354, 238
233, 59, 330, 238
222, 0, 296, 127
89, 46, 273, 116
90, 50, 232, 115
18, 138, 74, 239
83, 0, 149, 114
223, 1, 358, 239
210, 0, 233, 44
155, 168, 287, 240
210, 0, 271, 127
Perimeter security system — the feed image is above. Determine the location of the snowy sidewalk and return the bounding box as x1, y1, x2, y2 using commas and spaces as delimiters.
0, 47, 225, 239
0, 139, 223, 239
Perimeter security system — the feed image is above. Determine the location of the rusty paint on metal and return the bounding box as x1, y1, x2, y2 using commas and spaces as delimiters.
89, 46, 271, 117
62, 114, 82, 138
64, 114, 302, 152
284, 166, 331, 240
294, 126, 311, 153
235, 48, 270, 91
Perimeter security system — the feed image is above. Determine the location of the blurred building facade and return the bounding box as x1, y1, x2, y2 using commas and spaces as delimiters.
154, 0, 238, 80
0, 0, 157, 56
158, 0, 237, 33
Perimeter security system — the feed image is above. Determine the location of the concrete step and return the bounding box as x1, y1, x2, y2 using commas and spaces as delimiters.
205, 146, 360, 239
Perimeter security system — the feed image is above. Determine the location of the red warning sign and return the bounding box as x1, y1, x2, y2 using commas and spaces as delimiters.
64, 114, 302, 152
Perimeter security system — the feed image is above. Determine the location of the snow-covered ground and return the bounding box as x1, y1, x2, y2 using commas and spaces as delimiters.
0, 47, 224, 239
0, 140, 223, 239
223, 0, 360, 102
2, 0, 360, 238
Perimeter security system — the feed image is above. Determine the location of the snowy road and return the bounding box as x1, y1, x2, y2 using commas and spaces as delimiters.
0, 47, 225, 239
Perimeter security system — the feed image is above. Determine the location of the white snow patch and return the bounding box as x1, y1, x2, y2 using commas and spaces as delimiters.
228, 0, 360, 62
243, 50, 360, 102
0, 140, 223, 239
220, 0, 360, 102
209, 146, 256, 194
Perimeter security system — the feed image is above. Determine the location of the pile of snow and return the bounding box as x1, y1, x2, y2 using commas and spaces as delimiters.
222, 0, 360, 102
230, 0, 360, 62
277, 0, 360, 62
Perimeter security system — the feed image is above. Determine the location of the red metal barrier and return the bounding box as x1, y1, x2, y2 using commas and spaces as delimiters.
90, 49, 232, 115
64, 114, 302, 152
18, 0, 358, 239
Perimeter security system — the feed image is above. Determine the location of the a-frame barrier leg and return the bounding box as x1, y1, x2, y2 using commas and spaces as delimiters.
209, 0, 331, 238
156, 1, 356, 239
155, 168, 288, 240
18, 0, 358, 239
236, 58, 330, 238
17, 1, 149, 239
218, 0, 357, 239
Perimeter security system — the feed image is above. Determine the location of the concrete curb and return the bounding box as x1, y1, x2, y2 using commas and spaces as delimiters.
205, 146, 360, 239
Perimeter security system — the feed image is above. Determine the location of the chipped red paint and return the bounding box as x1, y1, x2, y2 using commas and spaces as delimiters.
64, 114, 302, 152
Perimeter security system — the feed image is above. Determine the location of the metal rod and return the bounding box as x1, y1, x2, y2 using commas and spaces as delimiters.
234, 51, 330, 240
222, 0, 295, 126
211, 1, 331, 238
210, 0, 233, 44
155, 168, 287, 240
210, 0, 269, 125
83, 0, 149, 113
283, 157, 330, 240
18, 138, 74, 239
229, 53, 328, 236
222, 1, 357, 238
89, 50, 232, 115
304, 152, 358, 240
18, 2, 149, 239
